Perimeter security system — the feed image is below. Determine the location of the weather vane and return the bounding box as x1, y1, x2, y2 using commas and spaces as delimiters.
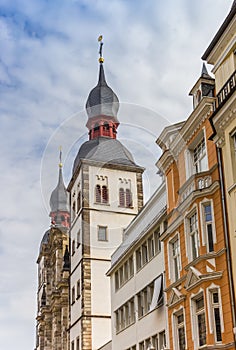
98, 35, 104, 63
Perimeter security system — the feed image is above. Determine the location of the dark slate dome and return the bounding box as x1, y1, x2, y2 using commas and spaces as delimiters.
50, 167, 69, 213
73, 137, 137, 174
86, 64, 119, 120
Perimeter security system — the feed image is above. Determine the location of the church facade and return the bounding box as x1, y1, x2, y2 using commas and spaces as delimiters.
68, 44, 144, 350
35, 161, 70, 350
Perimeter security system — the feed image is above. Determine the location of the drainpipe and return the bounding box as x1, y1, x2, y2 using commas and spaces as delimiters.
217, 146, 236, 344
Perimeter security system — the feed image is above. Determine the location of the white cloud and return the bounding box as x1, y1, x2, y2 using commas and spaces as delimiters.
0, 0, 232, 348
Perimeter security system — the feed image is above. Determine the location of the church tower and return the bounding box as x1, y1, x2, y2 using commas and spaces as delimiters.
35, 156, 70, 350
68, 38, 144, 350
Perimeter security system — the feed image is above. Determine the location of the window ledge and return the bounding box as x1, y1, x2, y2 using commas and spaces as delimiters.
94, 202, 110, 206
115, 274, 134, 292
116, 320, 135, 334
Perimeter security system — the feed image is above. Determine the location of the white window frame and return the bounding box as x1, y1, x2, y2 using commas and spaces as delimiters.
172, 307, 187, 350
168, 234, 181, 283
97, 225, 108, 241
200, 198, 216, 252
184, 207, 199, 262
193, 137, 207, 173
206, 284, 224, 343
185, 128, 208, 179
191, 291, 207, 349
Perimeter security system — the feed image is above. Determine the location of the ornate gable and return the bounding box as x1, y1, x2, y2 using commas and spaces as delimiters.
185, 266, 223, 291
167, 287, 185, 308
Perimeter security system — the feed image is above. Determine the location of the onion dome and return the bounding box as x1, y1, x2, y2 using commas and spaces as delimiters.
49, 152, 70, 228
85, 63, 119, 121
50, 166, 69, 213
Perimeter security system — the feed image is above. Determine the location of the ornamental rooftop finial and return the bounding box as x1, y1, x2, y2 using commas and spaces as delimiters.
98, 35, 104, 63
59, 146, 63, 168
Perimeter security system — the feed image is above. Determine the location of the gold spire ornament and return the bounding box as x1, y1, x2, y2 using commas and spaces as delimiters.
59, 146, 63, 168
98, 35, 104, 63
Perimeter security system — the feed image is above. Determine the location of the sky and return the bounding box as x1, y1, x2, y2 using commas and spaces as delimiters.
0, 0, 233, 349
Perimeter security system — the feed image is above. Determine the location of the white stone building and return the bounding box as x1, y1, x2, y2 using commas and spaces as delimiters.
107, 182, 168, 350
68, 45, 144, 350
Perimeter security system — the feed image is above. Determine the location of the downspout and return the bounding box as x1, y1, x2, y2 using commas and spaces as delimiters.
217, 146, 236, 344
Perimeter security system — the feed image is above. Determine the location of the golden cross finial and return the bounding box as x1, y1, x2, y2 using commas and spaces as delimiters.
98, 35, 104, 63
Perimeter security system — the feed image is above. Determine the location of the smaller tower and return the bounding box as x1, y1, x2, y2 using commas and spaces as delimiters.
49, 150, 70, 228
189, 63, 215, 109
35, 153, 70, 350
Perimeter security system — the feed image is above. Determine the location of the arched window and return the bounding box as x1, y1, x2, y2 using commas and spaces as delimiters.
95, 185, 101, 203
103, 122, 110, 136
103, 122, 109, 130
119, 188, 125, 207
125, 189, 132, 207
94, 123, 99, 131
102, 185, 109, 203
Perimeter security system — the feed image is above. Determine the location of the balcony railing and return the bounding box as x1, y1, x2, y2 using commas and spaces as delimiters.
213, 70, 236, 112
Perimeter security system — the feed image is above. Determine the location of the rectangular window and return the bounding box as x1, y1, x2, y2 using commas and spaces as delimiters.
211, 290, 222, 342
72, 201, 76, 221
77, 230, 81, 248
77, 191, 81, 213
115, 271, 119, 291
72, 239, 75, 255
202, 203, 215, 252
148, 235, 155, 259
154, 227, 161, 253
71, 341, 75, 350
115, 298, 135, 332
98, 226, 107, 241
175, 311, 186, 350
142, 242, 148, 265
188, 211, 199, 260
136, 248, 142, 271
170, 237, 181, 282
77, 280, 80, 299
129, 256, 134, 277
159, 331, 166, 349
195, 295, 206, 347
124, 261, 129, 281
76, 337, 80, 350
203, 203, 214, 252
138, 293, 145, 318
138, 276, 163, 318
194, 138, 207, 173
71, 287, 75, 304
119, 266, 124, 286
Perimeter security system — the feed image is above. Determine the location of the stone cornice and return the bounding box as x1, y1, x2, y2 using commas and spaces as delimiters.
156, 98, 214, 173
